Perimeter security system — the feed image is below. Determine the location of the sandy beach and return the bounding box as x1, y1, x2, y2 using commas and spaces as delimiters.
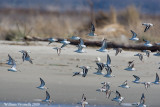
0, 40, 160, 107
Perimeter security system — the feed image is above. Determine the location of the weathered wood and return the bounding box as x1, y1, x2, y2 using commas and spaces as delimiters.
24, 36, 160, 52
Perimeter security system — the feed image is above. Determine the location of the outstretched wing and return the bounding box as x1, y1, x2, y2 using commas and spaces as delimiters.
101, 39, 107, 49
133, 75, 140, 81
130, 30, 137, 38
40, 78, 45, 87
91, 23, 95, 32
155, 73, 159, 82
45, 91, 50, 100
116, 90, 121, 98
107, 54, 111, 65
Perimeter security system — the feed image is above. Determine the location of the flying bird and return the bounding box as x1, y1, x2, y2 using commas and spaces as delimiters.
114, 48, 123, 56
42, 91, 53, 104
112, 91, 124, 104
129, 30, 139, 41
143, 39, 153, 47
141, 82, 152, 90
19, 50, 33, 64
37, 78, 48, 90
75, 38, 86, 53
132, 75, 140, 84
88, 22, 97, 36
77, 94, 88, 107
73, 66, 90, 77
132, 93, 146, 107
118, 80, 130, 89
8, 59, 18, 72
94, 62, 105, 75
97, 39, 107, 52
104, 66, 115, 78
144, 50, 151, 57
60, 39, 70, 48
135, 53, 143, 61
152, 73, 160, 84
125, 60, 135, 71
70, 36, 80, 40
142, 23, 153, 32
48, 38, 57, 45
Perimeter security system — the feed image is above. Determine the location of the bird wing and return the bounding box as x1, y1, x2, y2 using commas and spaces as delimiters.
45, 91, 50, 100
131, 30, 137, 38
140, 93, 145, 104
91, 23, 95, 32
40, 78, 45, 87
82, 67, 88, 77
133, 75, 140, 81
116, 91, 121, 98
107, 54, 111, 65
12, 59, 16, 68
155, 73, 159, 82
101, 39, 107, 49
144, 26, 150, 32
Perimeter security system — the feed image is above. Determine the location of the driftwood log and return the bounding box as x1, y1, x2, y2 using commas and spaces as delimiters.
24, 36, 160, 52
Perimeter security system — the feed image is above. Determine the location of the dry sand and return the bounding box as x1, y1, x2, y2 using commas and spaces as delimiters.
0, 40, 160, 107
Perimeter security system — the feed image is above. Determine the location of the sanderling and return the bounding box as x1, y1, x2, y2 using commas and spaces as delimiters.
135, 53, 143, 61
143, 39, 153, 47
79, 66, 90, 77
141, 82, 152, 90
75, 38, 86, 53
142, 23, 153, 32
19, 50, 33, 64
118, 80, 130, 89
97, 82, 109, 92
144, 50, 151, 57
112, 91, 124, 104
70, 36, 80, 40
60, 39, 70, 48
37, 78, 48, 90
132, 75, 140, 84
73, 66, 90, 77
125, 60, 135, 71
8, 59, 18, 72
132, 93, 146, 107
94, 62, 105, 75
77, 94, 88, 107
88, 22, 97, 36
48, 38, 57, 45
97, 39, 107, 52
114, 48, 123, 56
152, 73, 160, 85
104, 66, 115, 78
129, 30, 139, 41
42, 91, 53, 104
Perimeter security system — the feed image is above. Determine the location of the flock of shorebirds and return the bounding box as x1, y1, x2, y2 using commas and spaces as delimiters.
5, 22, 160, 107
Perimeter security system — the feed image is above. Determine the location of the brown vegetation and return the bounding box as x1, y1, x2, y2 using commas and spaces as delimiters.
0, 5, 160, 45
